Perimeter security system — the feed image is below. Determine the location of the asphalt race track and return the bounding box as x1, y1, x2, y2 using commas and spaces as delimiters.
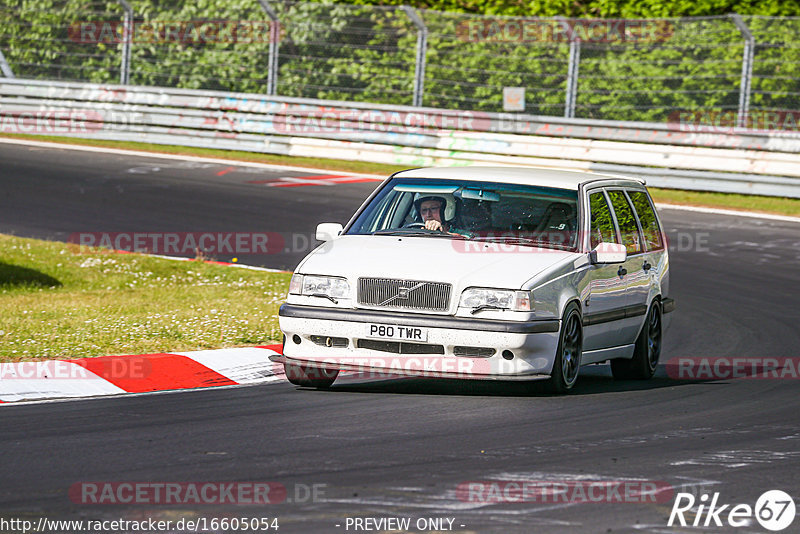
0, 142, 376, 270
1, 141, 799, 533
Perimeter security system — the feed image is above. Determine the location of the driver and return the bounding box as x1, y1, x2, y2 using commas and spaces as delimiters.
415, 196, 449, 232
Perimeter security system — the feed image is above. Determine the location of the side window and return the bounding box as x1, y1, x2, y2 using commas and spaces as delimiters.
627, 190, 664, 251
588, 191, 617, 249
607, 190, 643, 255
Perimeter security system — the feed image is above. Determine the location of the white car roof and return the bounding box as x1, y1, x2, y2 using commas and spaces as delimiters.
393, 166, 645, 191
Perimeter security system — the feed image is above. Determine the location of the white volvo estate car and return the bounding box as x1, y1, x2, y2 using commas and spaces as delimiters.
274, 166, 674, 393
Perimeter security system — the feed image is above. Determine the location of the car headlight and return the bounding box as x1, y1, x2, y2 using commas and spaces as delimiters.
289, 274, 350, 299
459, 288, 532, 311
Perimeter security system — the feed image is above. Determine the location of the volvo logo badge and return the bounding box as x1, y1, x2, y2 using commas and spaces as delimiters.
378, 282, 426, 306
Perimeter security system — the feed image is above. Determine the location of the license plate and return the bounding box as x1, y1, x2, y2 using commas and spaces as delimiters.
365, 323, 427, 342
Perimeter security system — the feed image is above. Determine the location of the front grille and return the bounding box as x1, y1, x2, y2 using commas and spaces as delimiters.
357, 339, 445, 354
358, 278, 451, 311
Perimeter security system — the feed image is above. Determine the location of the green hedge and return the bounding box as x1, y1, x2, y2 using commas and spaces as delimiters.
1, 0, 798, 124
352, 0, 800, 18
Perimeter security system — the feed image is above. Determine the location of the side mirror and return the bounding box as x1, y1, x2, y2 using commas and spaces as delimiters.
316, 222, 343, 242
590, 242, 627, 264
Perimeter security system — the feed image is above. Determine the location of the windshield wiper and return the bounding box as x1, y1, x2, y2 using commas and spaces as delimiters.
471, 304, 507, 315
308, 293, 338, 304
373, 229, 433, 236
472, 235, 539, 245
471, 235, 573, 250
373, 229, 469, 239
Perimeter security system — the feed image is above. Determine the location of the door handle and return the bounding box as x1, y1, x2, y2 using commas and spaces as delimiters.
617, 266, 627, 277
643, 261, 652, 272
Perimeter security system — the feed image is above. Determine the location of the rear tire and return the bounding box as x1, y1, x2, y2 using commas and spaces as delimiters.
284, 362, 339, 388
547, 303, 582, 394
611, 300, 662, 380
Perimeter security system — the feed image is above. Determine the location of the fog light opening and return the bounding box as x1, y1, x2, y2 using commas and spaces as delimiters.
292, 334, 302, 345
502, 350, 514, 360
325, 337, 333, 347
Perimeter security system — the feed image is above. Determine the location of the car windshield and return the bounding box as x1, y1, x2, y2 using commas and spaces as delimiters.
346, 177, 579, 250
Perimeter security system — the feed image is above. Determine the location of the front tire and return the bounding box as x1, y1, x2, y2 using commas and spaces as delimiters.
548, 303, 582, 394
611, 299, 662, 380
284, 362, 339, 388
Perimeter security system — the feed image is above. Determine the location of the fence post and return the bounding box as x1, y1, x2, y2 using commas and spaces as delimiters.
0, 48, 14, 78
117, 0, 133, 85
560, 19, 580, 119
731, 14, 755, 129
402, 6, 427, 107
257, 0, 280, 95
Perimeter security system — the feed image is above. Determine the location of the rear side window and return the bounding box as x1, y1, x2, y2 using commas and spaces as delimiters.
607, 190, 643, 255
627, 190, 664, 251
588, 191, 617, 249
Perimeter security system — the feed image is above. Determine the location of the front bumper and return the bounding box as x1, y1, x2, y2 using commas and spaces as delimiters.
278, 304, 561, 380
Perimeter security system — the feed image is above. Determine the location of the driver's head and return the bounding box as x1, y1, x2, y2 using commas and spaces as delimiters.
416, 196, 445, 223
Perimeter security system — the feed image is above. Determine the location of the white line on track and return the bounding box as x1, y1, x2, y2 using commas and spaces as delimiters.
0, 137, 385, 179
656, 203, 800, 224
0, 381, 286, 408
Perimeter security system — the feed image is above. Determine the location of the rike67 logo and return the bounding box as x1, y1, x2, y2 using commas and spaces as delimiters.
669, 490, 795, 531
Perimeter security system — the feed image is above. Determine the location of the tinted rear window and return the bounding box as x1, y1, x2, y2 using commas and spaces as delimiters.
607, 190, 643, 255
589, 191, 617, 249
627, 191, 663, 251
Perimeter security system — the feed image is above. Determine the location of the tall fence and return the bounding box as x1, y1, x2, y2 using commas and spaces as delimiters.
0, 1, 799, 128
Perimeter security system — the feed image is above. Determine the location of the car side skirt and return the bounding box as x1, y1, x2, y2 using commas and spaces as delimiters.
582, 344, 636, 364
583, 304, 648, 326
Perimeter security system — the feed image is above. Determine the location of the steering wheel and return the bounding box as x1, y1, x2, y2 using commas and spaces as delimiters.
403, 222, 427, 229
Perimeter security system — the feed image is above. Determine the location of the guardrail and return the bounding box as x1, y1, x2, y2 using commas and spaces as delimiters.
2, 78, 800, 198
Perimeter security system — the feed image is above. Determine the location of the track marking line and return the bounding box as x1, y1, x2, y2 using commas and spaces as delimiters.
655, 203, 800, 224
245, 174, 382, 187
216, 166, 236, 176
0, 137, 385, 179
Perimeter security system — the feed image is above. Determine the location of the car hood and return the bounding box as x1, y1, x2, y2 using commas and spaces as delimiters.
296, 235, 578, 290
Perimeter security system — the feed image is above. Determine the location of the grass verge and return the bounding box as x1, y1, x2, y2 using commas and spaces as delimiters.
650, 188, 800, 217
3, 133, 799, 217
0, 234, 290, 362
